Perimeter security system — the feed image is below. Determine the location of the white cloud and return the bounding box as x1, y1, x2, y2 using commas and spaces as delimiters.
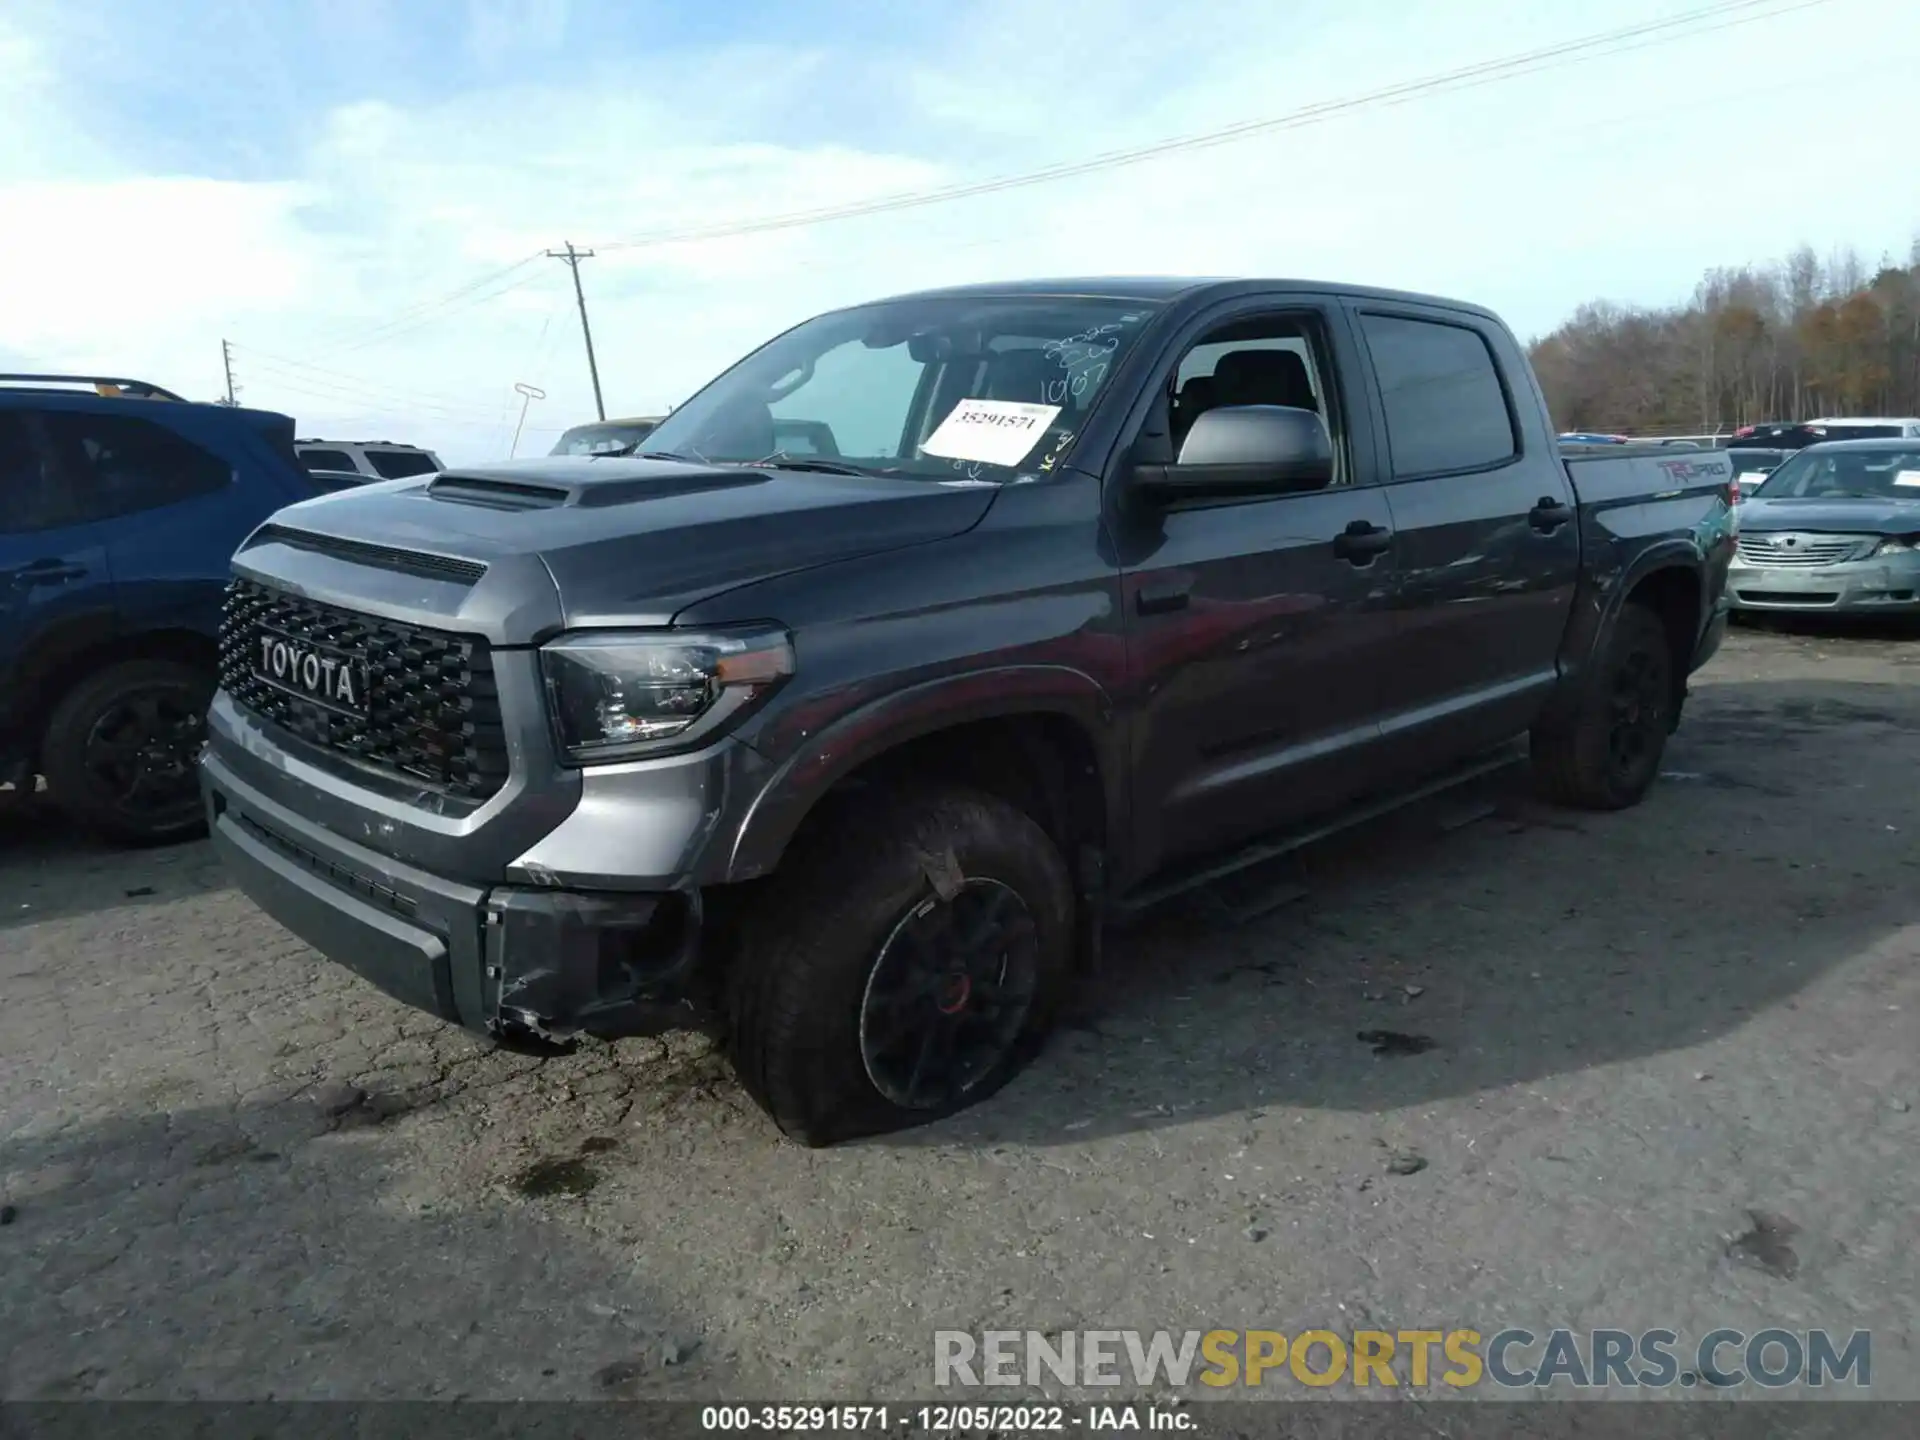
4, 0, 1919, 462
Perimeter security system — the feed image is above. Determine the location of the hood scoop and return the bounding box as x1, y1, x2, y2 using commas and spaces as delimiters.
427, 475, 570, 510
426, 462, 770, 512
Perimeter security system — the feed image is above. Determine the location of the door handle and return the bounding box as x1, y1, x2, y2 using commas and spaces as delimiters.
1332, 519, 1393, 564
1529, 497, 1574, 532
7, 560, 88, 589
1136, 578, 1192, 615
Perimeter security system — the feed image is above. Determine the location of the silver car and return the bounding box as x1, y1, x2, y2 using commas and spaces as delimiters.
1728, 439, 1920, 614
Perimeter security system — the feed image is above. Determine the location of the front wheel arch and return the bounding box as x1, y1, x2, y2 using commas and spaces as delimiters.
720, 668, 1123, 882
38, 655, 215, 845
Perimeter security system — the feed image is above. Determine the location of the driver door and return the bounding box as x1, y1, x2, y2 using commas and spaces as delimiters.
1108, 296, 1402, 885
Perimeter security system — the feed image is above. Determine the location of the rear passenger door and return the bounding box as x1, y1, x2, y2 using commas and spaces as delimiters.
0, 411, 119, 735
38, 409, 260, 641
1347, 306, 1580, 772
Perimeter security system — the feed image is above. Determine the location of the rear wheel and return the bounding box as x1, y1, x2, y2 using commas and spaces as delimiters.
726, 786, 1075, 1147
1531, 602, 1674, 811
40, 658, 213, 846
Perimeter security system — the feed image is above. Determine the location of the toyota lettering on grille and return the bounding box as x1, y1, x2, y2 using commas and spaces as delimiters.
251, 627, 372, 716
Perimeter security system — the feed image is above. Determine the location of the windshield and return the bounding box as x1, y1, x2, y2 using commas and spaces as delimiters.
1752, 447, 1920, 500
552, 421, 658, 456
638, 295, 1165, 480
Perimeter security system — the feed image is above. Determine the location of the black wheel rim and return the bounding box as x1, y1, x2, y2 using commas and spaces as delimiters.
81, 686, 207, 820
858, 878, 1040, 1112
1606, 649, 1666, 779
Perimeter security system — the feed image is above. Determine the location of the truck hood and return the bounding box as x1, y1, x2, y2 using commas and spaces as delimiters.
259, 457, 999, 631
1740, 496, 1920, 536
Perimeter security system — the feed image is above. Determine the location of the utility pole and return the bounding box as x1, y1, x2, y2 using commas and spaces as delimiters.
545, 242, 605, 421
221, 339, 238, 405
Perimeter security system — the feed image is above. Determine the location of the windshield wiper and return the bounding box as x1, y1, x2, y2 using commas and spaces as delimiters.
634, 448, 710, 465
743, 454, 888, 477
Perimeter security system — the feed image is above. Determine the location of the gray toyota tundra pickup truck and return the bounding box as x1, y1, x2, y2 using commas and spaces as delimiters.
200, 277, 1735, 1145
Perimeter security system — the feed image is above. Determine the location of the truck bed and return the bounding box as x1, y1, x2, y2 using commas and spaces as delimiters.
1560, 442, 1734, 508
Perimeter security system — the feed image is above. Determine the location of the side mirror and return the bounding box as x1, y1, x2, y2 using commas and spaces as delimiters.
1137, 405, 1333, 501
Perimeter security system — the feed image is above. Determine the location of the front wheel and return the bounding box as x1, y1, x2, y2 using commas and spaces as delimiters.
726, 786, 1076, 1146
1531, 602, 1674, 811
40, 658, 213, 846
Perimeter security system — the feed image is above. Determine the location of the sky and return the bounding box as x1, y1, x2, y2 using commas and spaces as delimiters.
3, 0, 1919, 464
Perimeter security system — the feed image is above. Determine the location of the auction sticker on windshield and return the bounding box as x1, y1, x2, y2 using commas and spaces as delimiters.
921, 399, 1062, 469
1894, 470, 1920, 487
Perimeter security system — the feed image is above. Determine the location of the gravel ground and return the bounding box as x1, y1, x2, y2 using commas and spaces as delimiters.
1, 620, 1916, 1404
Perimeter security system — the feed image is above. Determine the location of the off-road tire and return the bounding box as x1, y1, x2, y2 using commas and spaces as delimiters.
40, 658, 213, 846
1531, 602, 1674, 811
726, 786, 1076, 1147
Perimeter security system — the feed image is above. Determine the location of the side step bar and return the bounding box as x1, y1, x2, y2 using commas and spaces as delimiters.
1110, 737, 1529, 922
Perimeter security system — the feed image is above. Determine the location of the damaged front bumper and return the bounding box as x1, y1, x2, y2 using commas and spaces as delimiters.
201, 746, 711, 1041
1728, 552, 1920, 612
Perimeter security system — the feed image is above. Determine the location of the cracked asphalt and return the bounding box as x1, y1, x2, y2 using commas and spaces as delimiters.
1, 621, 1916, 1403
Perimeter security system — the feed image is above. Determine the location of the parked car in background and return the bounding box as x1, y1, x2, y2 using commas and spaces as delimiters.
1557, 431, 1628, 444
295, 438, 443, 479
1728, 438, 1920, 615
1, 374, 329, 843
550, 416, 666, 456
1803, 417, 1920, 442
304, 469, 376, 493
199, 275, 1733, 1145
1727, 445, 1790, 498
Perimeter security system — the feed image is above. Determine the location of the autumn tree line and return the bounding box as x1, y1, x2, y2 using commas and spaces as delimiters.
1527, 237, 1920, 437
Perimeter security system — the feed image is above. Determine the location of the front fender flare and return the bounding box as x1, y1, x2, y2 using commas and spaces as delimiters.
717, 665, 1122, 882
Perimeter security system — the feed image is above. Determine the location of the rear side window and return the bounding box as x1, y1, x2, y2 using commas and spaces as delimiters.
366, 449, 439, 479
0, 413, 71, 534
41, 412, 233, 520
1359, 313, 1517, 477
298, 448, 355, 471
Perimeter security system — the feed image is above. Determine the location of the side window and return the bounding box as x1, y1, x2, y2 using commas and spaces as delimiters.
41, 413, 233, 520
298, 448, 355, 472
1160, 310, 1345, 489
1357, 313, 1516, 477
367, 449, 439, 479
0, 413, 74, 534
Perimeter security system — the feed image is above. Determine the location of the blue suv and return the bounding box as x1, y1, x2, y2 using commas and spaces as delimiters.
1, 375, 338, 844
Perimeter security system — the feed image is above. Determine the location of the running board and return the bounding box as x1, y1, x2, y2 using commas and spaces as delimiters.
1111, 738, 1529, 921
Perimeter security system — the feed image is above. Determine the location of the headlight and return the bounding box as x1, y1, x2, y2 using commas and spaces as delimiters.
540, 627, 793, 765
1872, 537, 1917, 557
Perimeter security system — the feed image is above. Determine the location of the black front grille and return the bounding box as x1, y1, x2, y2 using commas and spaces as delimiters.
219, 579, 509, 800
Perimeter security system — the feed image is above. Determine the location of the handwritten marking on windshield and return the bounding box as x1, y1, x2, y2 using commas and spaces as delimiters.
1036, 430, 1075, 473
1044, 322, 1123, 402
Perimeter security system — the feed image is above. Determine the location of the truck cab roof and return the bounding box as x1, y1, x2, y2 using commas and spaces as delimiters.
859, 276, 1506, 323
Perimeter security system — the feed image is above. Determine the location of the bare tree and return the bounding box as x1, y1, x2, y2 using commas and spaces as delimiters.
1528, 236, 1920, 431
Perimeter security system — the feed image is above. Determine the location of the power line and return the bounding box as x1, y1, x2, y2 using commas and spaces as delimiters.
228, 343, 506, 415
546, 242, 606, 421
595, 0, 1828, 254
325, 267, 558, 356
299, 253, 546, 356
238, 362, 509, 427
235, 354, 497, 417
